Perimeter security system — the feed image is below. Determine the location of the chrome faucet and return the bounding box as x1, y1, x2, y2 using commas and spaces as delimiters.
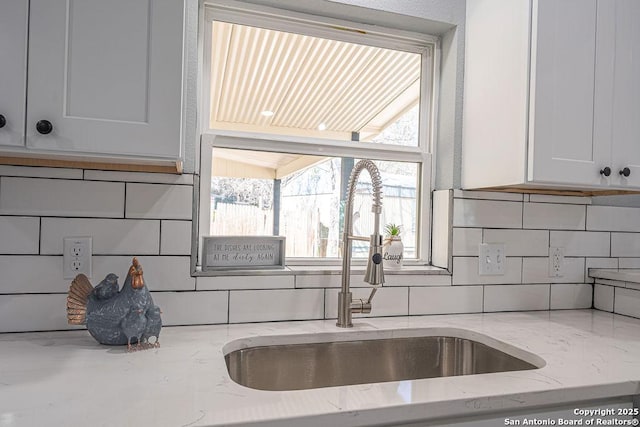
337, 159, 385, 328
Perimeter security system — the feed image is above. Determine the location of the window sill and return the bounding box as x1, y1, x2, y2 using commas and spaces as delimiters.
192, 264, 450, 277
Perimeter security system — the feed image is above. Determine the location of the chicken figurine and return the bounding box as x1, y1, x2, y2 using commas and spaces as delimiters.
67, 257, 162, 351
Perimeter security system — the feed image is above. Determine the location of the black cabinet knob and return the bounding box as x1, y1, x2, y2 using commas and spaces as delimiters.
36, 120, 53, 135
600, 167, 611, 177
0, 115, 5, 128
620, 167, 631, 177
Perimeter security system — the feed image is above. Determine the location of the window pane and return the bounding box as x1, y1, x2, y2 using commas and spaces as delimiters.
209, 21, 421, 147
210, 148, 419, 259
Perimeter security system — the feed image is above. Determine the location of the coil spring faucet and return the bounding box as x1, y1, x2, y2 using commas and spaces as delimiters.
337, 159, 385, 328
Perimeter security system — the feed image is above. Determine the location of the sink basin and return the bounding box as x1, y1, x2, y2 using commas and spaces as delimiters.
224, 330, 543, 391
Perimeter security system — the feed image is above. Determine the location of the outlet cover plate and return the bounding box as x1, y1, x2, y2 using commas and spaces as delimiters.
479, 243, 506, 275
63, 236, 92, 279
549, 246, 564, 277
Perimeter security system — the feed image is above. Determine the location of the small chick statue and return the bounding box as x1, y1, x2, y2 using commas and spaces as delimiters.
67, 257, 162, 351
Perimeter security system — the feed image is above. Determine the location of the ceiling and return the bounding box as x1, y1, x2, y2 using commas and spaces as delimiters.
209, 20, 421, 142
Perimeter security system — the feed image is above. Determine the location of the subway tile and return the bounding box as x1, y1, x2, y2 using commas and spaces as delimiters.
409, 286, 483, 315
529, 194, 591, 205
483, 284, 550, 312
198, 275, 294, 290
0, 256, 66, 293
91, 256, 195, 291
295, 274, 342, 288
84, 170, 194, 185
611, 233, 640, 257
614, 287, 640, 319
325, 287, 408, 319
0, 294, 82, 332
384, 274, 452, 287
40, 218, 160, 255
549, 231, 610, 257
523, 203, 585, 230
150, 291, 228, 326
452, 190, 523, 201
229, 289, 324, 323
453, 199, 522, 228
522, 257, 585, 284
550, 284, 592, 309
619, 258, 640, 268
587, 206, 640, 232
0, 165, 82, 179
594, 284, 614, 312
452, 257, 522, 285
125, 183, 192, 220
0, 216, 39, 254
585, 258, 618, 283
0, 177, 124, 217
160, 220, 192, 255
483, 229, 549, 257
452, 228, 482, 256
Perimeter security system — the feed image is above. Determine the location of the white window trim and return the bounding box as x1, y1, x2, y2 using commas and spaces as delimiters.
198, 0, 439, 268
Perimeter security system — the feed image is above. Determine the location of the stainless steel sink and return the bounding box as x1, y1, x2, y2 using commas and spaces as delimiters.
225, 334, 542, 391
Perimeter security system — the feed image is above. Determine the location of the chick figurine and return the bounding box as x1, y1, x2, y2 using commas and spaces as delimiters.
66, 257, 162, 351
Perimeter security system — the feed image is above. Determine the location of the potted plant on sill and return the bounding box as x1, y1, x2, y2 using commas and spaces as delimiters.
383, 223, 403, 269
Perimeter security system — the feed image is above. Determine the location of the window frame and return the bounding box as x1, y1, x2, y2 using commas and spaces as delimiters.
198, 0, 439, 267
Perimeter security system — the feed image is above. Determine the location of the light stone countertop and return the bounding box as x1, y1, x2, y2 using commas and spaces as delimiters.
1, 310, 640, 427
590, 268, 640, 284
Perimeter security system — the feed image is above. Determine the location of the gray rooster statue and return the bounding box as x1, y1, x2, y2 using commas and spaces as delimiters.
67, 257, 162, 351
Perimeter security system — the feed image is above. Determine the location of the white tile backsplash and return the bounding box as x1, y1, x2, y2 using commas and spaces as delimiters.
0, 165, 82, 179
452, 228, 482, 256
409, 286, 483, 315
384, 274, 452, 286
619, 258, 640, 268
594, 284, 614, 312
523, 203, 586, 230
84, 170, 194, 185
92, 256, 195, 291
453, 190, 523, 201
160, 220, 192, 255
550, 284, 592, 309
529, 194, 591, 205
0, 256, 66, 293
549, 231, 610, 257
0, 216, 39, 254
324, 287, 408, 318
484, 285, 550, 312
125, 183, 192, 219
483, 229, 549, 256
198, 275, 294, 290
522, 257, 585, 284
587, 206, 640, 232
453, 199, 522, 228
40, 218, 160, 255
151, 291, 228, 325
452, 256, 522, 285
229, 289, 324, 323
0, 177, 125, 217
611, 233, 640, 257
0, 294, 81, 333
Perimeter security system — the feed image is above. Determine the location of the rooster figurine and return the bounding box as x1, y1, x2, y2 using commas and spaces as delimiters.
67, 257, 162, 351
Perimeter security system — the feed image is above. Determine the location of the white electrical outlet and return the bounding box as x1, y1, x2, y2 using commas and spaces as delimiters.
63, 237, 92, 279
549, 246, 564, 277
479, 243, 506, 275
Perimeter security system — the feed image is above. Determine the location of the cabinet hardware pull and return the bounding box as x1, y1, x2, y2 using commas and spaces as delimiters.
36, 120, 53, 135
600, 167, 611, 177
0, 115, 5, 128
620, 167, 631, 177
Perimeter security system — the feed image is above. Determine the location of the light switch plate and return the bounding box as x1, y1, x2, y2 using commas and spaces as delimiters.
479, 243, 506, 275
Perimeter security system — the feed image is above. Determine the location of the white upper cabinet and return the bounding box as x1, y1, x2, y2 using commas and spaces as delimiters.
463, 0, 640, 191
594, 0, 640, 188
0, 1, 28, 147
1, 0, 184, 164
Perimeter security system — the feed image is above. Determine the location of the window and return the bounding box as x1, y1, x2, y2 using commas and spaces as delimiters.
199, 3, 436, 265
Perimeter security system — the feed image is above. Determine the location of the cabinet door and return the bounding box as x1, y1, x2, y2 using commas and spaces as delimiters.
0, 0, 28, 147
528, 0, 607, 187
26, 0, 184, 159
595, 0, 640, 188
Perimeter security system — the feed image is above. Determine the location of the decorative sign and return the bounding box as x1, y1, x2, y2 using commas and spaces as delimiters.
202, 236, 286, 270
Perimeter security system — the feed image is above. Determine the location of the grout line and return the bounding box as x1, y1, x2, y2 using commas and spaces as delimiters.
227, 290, 231, 324
158, 220, 162, 256
123, 183, 127, 218
38, 217, 42, 255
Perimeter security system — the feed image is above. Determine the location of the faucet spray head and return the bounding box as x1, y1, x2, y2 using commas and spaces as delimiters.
364, 234, 385, 287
